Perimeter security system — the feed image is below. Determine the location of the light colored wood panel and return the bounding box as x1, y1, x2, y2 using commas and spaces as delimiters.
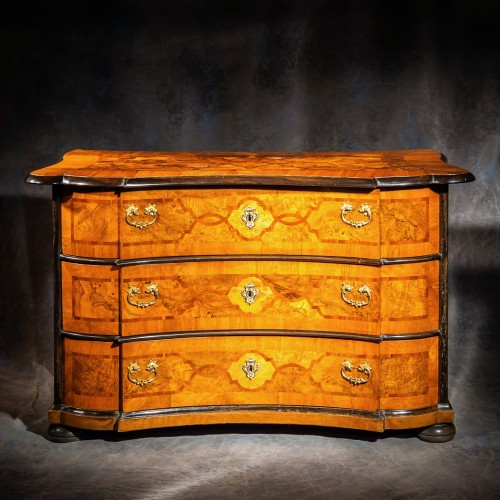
121, 261, 381, 336
117, 411, 384, 432
380, 188, 440, 258
379, 337, 439, 410
384, 409, 453, 430
61, 190, 119, 258
63, 339, 120, 410
380, 261, 440, 334
61, 262, 119, 334
121, 337, 380, 413
48, 409, 118, 431
28, 149, 472, 184
120, 189, 380, 259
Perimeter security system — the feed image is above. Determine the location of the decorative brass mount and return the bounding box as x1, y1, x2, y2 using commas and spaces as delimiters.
241, 206, 258, 229
241, 283, 259, 305
340, 360, 372, 385
340, 202, 372, 228
125, 203, 158, 229
127, 282, 159, 308
127, 360, 159, 387
242, 358, 259, 380
341, 282, 372, 308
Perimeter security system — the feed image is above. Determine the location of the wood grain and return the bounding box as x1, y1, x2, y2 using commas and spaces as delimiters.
63, 339, 120, 410
121, 336, 439, 414
27, 149, 474, 187
61, 190, 120, 258
61, 262, 119, 334
121, 261, 381, 336
121, 336, 380, 413
121, 260, 438, 336
120, 189, 381, 259
380, 188, 440, 257
380, 260, 439, 334
380, 336, 439, 410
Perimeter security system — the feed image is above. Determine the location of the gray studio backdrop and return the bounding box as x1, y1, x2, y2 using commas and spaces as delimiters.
0, 0, 498, 466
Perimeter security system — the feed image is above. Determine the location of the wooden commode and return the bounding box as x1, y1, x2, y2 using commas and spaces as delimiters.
26, 149, 474, 442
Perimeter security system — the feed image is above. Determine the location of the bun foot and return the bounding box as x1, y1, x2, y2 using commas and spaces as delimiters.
416, 423, 456, 443
47, 424, 81, 443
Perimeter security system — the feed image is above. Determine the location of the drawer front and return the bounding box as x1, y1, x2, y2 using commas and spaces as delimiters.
121, 261, 439, 336
120, 189, 381, 259
61, 190, 120, 258
122, 336, 380, 412
61, 262, 119, 335
380, 336, 439, 410
121, 336, 438, 413
59, 188, 440, 260
63, 339, 120, 411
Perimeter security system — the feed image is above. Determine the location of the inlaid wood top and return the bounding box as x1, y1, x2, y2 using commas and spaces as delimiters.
26, 149, 474, 188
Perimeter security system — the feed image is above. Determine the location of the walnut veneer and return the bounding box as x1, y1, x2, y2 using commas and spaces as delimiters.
26, 149, 474, 442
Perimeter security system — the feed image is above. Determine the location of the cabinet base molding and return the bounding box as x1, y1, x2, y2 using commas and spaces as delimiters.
48, 404, 454, 437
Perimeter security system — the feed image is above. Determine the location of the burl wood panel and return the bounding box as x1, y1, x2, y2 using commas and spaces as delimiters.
61, 262, 119, 334
120, 189, 381, 259
121, 261, 381, 336
121, 261, 438, 336
380, 260, 439, 334
63, 339, 119, 410
121, 336, 380, 412
380, 188, 440, 258
28, 149, 472, 186
121, 187, 439, 260
380, 337, 439, 410
61, 190, 120, 258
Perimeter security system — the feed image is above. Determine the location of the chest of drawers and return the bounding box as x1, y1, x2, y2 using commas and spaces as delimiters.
26, 149, 474, 442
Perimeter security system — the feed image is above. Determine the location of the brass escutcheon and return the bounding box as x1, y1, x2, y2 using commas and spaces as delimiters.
241, 206, 259, 229
127, 282, 159, 308
341, 282, 372, 308
125, 203, 158, 229
241, 283, 259, 305
127, 360, 159, 387
340, 360, 372, 385
242, 358, 259, 380
340, 202, 372, 228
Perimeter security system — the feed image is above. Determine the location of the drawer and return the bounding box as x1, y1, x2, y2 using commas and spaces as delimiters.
60, 188, 440, 260
121, 336, 439, 413
122, 336, 380, 412
121, 260, 439, 336
61, 262, 119, 335
120, 188, 439, 260
63, 339, 120, 411
120, 189, 381, 259
61, 190, 120, 259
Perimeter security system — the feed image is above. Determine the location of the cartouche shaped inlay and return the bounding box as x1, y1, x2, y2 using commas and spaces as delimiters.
227, 199, 274, 239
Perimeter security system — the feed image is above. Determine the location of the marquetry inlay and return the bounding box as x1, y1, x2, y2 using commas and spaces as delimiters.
27, 149, 473, 440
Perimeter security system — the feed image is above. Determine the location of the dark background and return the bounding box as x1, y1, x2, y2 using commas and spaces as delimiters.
0, 1, 498, 498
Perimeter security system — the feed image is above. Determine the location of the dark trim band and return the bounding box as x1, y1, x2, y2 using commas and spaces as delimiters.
50, 402, 453, 422
58, 253, 442, 267
26, 172, 475, 189
57, 328, 439, 343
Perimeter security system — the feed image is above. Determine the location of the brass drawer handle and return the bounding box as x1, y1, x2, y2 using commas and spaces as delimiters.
125, 203, 158, 229
241, 282, 259, 305
341, 282, 372, 308
127, 360, 159, 386
242, 358, 259, 380
127, 282, 159, 308
241, 206, 259, 229
340, 202, 372, 228
341, 360, 372, 385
